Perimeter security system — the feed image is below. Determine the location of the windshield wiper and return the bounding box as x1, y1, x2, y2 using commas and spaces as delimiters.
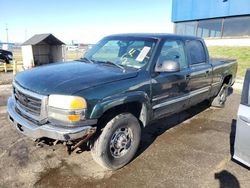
78, 57, 95, 64
78, 58, 126, 72
97, 61, 126, 72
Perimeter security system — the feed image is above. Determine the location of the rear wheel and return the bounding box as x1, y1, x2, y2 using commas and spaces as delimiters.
211, 83, 229, 108
91, 113, 141, 170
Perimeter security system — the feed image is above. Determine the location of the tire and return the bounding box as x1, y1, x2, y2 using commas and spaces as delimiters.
211, 83, 229, 108
91, 113, 141, 170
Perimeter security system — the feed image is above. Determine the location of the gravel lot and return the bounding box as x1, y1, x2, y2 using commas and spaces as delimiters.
0, 83, 249, 188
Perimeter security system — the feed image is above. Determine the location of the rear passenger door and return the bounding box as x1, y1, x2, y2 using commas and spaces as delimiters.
186, 40, 213, 105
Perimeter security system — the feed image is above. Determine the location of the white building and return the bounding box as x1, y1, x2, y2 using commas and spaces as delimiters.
22, 34, 65, 68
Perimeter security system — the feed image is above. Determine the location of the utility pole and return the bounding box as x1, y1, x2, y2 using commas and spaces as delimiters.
5, 23, 9, 43
25, 29, 27, 41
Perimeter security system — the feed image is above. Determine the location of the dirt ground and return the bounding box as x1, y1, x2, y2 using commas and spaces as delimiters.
0, 83, 249, 188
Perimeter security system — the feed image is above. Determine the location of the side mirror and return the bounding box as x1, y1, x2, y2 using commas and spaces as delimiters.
155, 60, 180, 73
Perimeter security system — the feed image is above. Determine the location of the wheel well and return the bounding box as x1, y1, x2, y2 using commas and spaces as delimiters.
223, 75, 232, 85
97, 102, 143, 130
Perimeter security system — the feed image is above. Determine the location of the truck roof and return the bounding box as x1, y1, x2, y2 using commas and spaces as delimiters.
107, 33, 201, 41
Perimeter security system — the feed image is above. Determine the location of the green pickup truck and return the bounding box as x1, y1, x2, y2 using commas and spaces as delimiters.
7, 34, 237, 170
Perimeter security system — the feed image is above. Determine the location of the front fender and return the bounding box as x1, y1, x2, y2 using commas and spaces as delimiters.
90, 91, 151, 121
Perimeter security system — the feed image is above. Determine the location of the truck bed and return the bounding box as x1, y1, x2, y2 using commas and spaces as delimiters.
210, 58, 238, 87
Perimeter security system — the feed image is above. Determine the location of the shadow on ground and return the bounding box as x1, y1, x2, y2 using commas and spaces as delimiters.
230, 119, 237, 156
215, 170, 240, 188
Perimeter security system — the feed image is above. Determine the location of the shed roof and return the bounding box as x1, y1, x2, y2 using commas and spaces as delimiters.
22, 33, 65, 46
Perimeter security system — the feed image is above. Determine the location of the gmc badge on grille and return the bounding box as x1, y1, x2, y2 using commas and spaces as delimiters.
19, 95, 29, 103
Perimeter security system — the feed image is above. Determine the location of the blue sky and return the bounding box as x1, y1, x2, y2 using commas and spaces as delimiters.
0, 0, 173, 44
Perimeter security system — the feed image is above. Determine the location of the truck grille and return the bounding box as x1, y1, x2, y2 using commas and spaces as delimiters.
14, 86, 42, 116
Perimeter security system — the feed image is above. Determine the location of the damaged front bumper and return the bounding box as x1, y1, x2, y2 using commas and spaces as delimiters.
7, 97, 97, 141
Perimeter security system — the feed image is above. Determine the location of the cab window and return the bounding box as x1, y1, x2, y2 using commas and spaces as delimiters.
186, 40, 207, 65
157, 40, 187, 70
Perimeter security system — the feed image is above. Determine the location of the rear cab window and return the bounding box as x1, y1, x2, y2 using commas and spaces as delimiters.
186, 40, 207, 65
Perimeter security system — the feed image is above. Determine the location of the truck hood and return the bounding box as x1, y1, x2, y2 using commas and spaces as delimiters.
14, 61, 138, 95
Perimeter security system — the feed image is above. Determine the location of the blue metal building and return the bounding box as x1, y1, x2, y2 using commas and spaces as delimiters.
172, 0, 250, 38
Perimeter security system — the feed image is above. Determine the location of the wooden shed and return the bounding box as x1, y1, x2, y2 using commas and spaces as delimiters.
21, 34, 65, 69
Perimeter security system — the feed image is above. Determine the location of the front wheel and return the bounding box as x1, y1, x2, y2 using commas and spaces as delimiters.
91, 113, 141, 170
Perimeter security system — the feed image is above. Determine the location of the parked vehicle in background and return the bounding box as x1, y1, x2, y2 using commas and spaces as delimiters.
66, 45, 78, 51
234, 69, 250, 167
0, 49, 13, 64
7, 34, 237, 170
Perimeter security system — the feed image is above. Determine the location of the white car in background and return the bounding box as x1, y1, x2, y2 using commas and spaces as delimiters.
234, 69, 250, 167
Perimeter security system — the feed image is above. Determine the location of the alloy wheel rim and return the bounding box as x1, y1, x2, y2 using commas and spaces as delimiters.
110, 127, 133, 158
219, 87, 227, 104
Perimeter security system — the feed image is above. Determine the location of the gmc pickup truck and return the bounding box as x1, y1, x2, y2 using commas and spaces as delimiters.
7, 34, 237, 170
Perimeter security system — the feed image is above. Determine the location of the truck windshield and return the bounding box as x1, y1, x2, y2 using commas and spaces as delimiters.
84, 37, 156, 69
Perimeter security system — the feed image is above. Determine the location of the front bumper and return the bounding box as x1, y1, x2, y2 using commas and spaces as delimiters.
7, 97, 97, 141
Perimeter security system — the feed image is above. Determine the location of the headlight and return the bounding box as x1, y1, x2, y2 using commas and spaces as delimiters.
48, 95, 87, 126
49, 95, 87, 109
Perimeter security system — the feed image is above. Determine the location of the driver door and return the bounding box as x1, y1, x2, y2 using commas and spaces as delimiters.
151, 40, 191, 119
234, 69, 250, 167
